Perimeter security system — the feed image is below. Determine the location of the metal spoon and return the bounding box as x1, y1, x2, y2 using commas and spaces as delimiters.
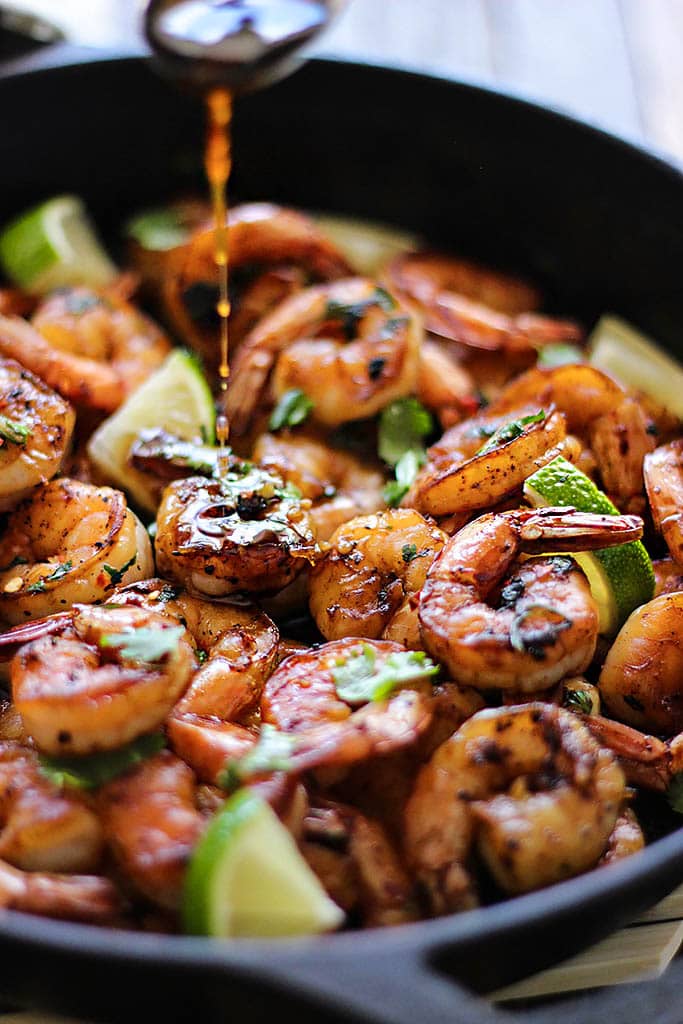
143, 0, 347, 93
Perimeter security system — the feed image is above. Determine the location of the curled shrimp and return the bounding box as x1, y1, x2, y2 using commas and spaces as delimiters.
0, 741, 103, 872
0, 286, 170, 412
301, 799, 418, 927
384, 251, 582, 354
226, 279, 421, 435
644, 440, 683, 565
158, 202, 352, 367
408, 405, 568, 518
403, 703, 625, 912
598, 591, 683, 736
588, 397, 655, 509
0, 857, 122, 923
418, 507, 644, 691
309, 509, 447, 646
260, 639, 434, 776
97, 751, 205, 910
0, 478, 153, 625
415, 337, 480, 428
0, 357, 75, 512
581, 714, 683, 794
252, 432, 385, 542
155, 460, 317, 597
11, 603, 196, 755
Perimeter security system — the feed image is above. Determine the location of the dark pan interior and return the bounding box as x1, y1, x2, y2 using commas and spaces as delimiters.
1, 50, 683, 1024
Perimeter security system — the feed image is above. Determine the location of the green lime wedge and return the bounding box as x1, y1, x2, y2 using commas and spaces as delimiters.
184, 790, 344, 938
313, 213, 420, 275
87, 350, 215, 515
0, 195, 117, 294
587, 314, 683, 419
524, 456, 654, 635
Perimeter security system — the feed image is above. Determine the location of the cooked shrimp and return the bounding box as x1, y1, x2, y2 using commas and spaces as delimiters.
0, 478, 153, 625
385, 251, 542, 316
302, 800, 418, 927
599, 807, 645, 866
408, 406, 568, 518
155, 461, 317, 597
11, 604, 196, 755
599, 592, 683, 735
159, 202, 351, 366
644, 440, 683, 565
653, 558, 683, 597
0, 357, 75, 512
588, 397, 655, 508
0, 857, 122, 923
488, 363, 624, 435
418, 507, 643, 691
415, 337, 480, 428
403, 703, 625, 911
226, 279, 421, 435
309, 509, 447, 645
0, 286, 170, 412
97, 751, 205, 910
384, 252, 582, 354
0, 741, 103, 872
259, 639, 434, 776
252, 432, 385, 542
581, 715, 683, 793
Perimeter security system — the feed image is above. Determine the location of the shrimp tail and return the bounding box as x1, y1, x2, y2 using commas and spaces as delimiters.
518, 506, 644, 552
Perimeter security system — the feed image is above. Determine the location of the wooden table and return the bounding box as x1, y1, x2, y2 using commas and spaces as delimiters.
9, 0, 683, 164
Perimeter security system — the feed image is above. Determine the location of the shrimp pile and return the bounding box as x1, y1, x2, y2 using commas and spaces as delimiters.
0, 193, 679, 937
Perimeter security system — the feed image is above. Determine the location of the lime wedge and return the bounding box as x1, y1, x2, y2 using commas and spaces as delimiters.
313, 213, 419, 275
87, 349, 215, 515
524, 456, 654, 635
587, 314, 683, 419
184, 790, 344, 938
0, 195, 117, 294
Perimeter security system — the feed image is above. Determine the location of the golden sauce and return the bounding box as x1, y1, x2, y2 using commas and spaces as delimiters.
204, 86, 233, 447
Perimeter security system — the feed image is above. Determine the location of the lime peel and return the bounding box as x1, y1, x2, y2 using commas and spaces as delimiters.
87, 349, 215, 515
524, 456, 654, 635
184, 790, 344, 938
0, 195, 117, 294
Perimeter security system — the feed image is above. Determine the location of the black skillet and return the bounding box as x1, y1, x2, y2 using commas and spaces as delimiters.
1, 44, 683, 1024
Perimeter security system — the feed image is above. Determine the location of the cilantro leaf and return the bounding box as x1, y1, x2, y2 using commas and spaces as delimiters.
332, 644, 439, 705
39, 733, 165, 791
218, 724, 297, 791
563, 687, 594, 716
402, 543, 418, 563
99, 624, 184, 665
26, 560, 73, 594
269, 389, 314, 431
383, 448, 425, 507
103, 553, 137, 587
378, 397, 433, 467
476, 410, 546, 456
0, 415, 31, 445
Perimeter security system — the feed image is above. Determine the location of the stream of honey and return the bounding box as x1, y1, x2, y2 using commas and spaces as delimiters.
204, 86, 233, 449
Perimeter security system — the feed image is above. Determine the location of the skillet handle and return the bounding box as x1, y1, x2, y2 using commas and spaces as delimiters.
276, 943, 683, 1024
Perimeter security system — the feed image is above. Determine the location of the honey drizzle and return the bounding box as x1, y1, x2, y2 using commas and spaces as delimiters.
204, 86, 233, 451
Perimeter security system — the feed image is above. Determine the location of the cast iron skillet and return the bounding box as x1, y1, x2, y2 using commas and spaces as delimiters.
1, 45, 683, 1024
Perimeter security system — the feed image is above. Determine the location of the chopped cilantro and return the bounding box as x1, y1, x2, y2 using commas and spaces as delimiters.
476, 410, 546, 456
509, 603, 572, 659
218, 724, 297, 790
39, 733, 165, 790
325, 287, 396, 339
0, 415, 31, 446
402, 543, 418, 563
269, 389, 314, 431
26, 560, 73, 593
99, 624, 184, 665
563, 688, 594, 716
332, 644, 438, 705
378, 397, 433, 467
103, 553, 137, 587
383, 449, 425, 507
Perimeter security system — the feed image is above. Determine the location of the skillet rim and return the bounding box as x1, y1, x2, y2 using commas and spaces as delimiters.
0, 48, 682, 981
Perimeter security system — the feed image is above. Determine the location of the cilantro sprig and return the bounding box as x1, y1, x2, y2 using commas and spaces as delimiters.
99, 624, 184, 665
269, 389, 314, 431
378, 397, 434, 507
39, 733, 165, 791
218, 724, 297, 791
0, 415, 31, 445
331, 644, 439, 705
475, 410, 546, 457
26, 560, 73, 594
